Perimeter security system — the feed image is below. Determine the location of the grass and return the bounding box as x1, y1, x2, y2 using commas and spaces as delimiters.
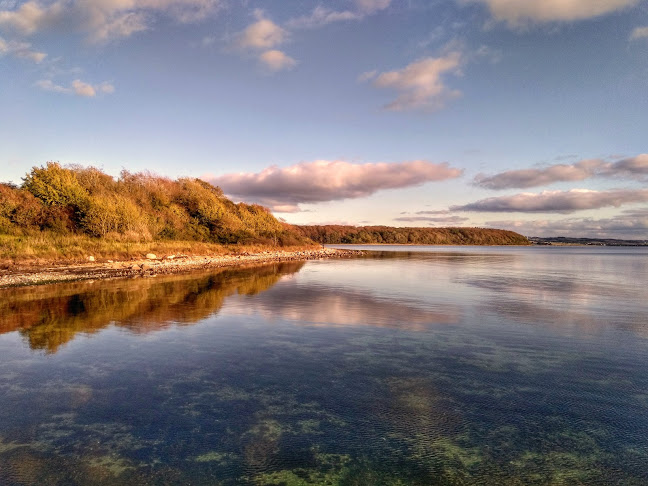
0, 233, 320, 265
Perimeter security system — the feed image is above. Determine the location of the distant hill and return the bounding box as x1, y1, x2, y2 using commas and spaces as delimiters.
0, 162, 310, 247
529, 236, 648, 247
295, 225, 530, 246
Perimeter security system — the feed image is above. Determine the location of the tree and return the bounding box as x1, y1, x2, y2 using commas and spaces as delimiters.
23, 162, 88, 208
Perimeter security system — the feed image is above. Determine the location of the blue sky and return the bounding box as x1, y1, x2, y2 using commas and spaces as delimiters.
1, 0, 647, 238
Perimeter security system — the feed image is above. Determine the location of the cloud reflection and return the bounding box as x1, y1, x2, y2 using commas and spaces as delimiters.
226, 285, 462, 330
461, 273, 648, 337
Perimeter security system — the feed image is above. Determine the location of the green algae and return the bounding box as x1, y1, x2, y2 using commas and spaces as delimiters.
85, 454, 135, 476
251, 452, 351, 485
193, 451, 238, 464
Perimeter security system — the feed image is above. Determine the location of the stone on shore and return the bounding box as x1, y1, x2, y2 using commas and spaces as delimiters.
146, 253, 157, 260
0, 248, 360, 289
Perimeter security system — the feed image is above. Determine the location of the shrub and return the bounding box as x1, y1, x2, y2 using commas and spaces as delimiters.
23, 162, 88, 209
0, 183, 46, 232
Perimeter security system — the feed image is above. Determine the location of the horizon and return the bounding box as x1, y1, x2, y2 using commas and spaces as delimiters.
1, 0, 647, 239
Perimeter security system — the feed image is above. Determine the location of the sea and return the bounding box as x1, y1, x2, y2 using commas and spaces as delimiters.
0, 245, 646, 485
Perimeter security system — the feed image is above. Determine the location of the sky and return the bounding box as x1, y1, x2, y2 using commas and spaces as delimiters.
1, 0, 647, 239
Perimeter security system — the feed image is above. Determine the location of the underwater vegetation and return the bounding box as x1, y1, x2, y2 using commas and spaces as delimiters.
1, 249, 647, 485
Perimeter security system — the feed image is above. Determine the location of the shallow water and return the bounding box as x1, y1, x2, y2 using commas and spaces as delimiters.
0, 246, 647, 485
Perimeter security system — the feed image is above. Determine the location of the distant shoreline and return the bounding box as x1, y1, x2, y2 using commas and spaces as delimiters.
0, 248, 360, 289
528, 237, 648, 247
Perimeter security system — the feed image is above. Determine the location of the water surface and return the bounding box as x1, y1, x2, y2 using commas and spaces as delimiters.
0, 246, 647, 485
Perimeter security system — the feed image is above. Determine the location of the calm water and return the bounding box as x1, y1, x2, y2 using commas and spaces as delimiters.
0, 246, 647, 485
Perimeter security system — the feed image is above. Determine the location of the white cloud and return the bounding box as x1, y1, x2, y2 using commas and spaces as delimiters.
630, 26, 648, 40
462, 0, 639, 27
258, 49, 296, 71
97, 81, 114, 94
207, 159, 463, 212
90, 10, 149, 43
236, 14, 287, 50
0, 0, 222, 43
286, 6, 359, 29
233, 11, 297, 72
357, 70, 377, 83
451, 188, 648, 213
35, 78, 115, 97
72, 78, 96, 97
0, 35, 46, 62
35, 78, 69, 93
464, 0, 639, 26
287, 0, 390, 29
474, 154, 648, 189
366, 52, 463, 111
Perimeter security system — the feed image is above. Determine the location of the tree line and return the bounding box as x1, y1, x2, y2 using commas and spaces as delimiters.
295, 225, 529, 245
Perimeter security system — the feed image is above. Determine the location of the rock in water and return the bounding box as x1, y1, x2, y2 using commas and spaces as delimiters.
146, 253, 157, 260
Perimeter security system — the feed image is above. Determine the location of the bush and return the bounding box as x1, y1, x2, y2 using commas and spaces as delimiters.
0, 183, 46, 233
23, 162, 88, 209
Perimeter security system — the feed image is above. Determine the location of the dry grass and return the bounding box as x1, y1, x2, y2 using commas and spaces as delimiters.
0, 233, 320, 265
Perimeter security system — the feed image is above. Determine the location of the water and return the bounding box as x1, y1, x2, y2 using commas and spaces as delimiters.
0, 246, 647, 485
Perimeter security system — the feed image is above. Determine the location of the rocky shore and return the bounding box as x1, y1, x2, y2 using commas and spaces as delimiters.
0, 248, 361, 288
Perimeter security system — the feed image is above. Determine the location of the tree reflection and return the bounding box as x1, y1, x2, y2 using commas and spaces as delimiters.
0, 262, 304, 353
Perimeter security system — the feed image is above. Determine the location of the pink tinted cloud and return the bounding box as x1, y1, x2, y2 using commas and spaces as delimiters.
0, 0, 221, 43
0, 36, 46, 62
394, 215, 470, 224
486, 208, 648, 239
207, 159, 463, 212
451, 188, 648, 213
474, 154, 648, 190
462, 0, 639, 27
367, 52, 463, 111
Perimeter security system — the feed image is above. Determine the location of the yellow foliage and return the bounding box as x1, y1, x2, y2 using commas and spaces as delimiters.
22, 162, 88, 208
2, 163, 312, 249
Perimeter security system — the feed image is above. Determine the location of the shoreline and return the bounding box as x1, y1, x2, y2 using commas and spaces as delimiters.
0, 248, 361, 289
